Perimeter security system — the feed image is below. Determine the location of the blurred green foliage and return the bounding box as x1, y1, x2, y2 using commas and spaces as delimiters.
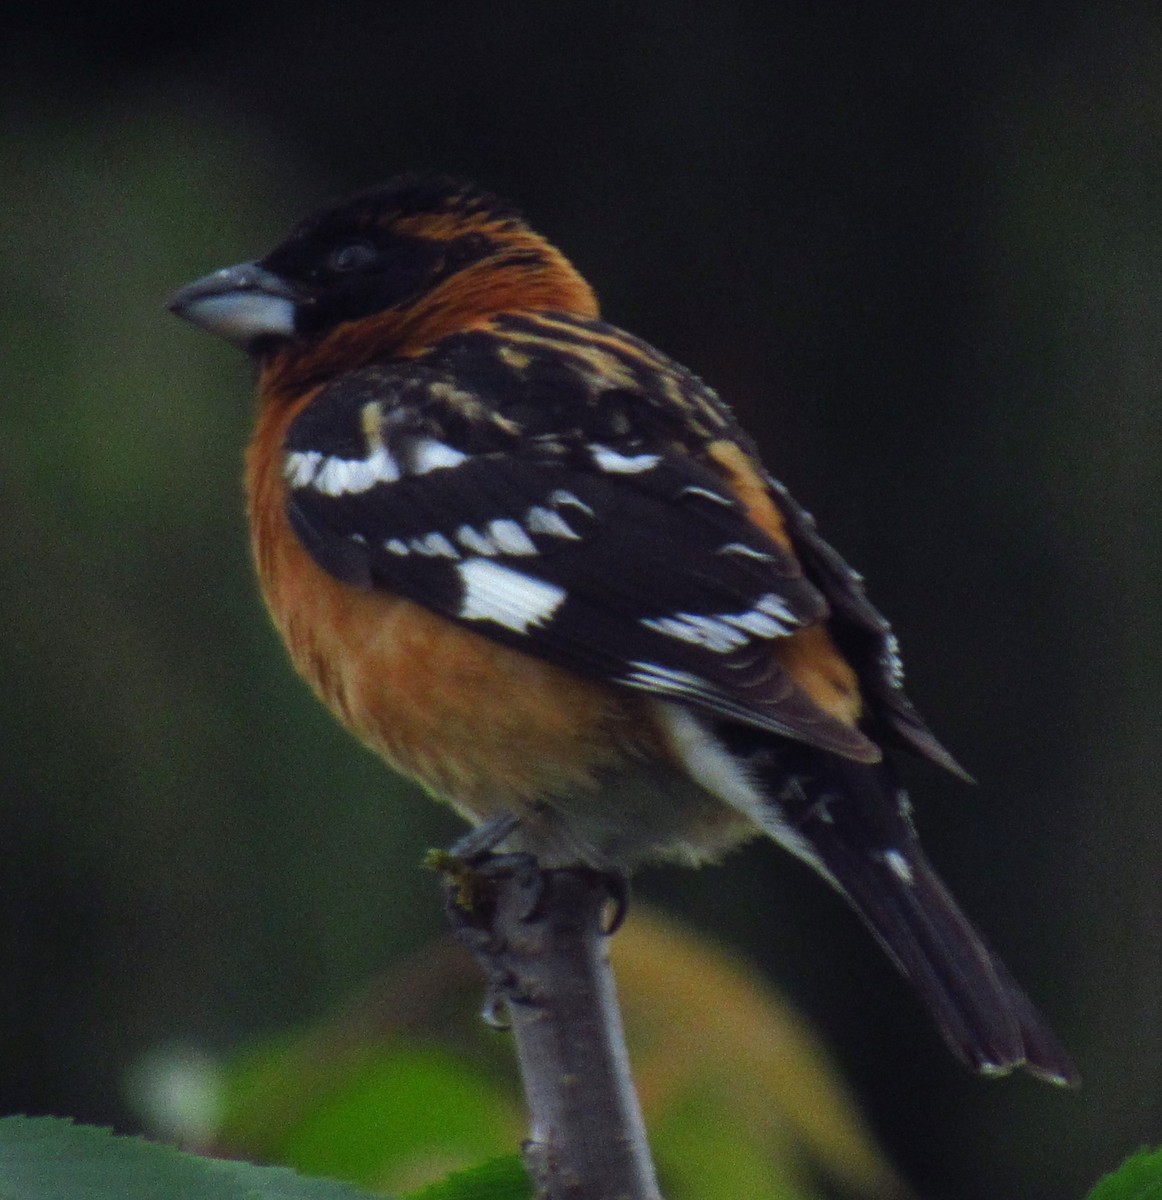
1084, 1146, 1162, 1200
1, 1113, 1159, 1200
406, 1158, 531, 1200
213, 911, 905, 1199
225, 1040, 521, 1194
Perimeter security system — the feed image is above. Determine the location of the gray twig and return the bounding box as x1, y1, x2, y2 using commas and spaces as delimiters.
441, 861, 663, 1200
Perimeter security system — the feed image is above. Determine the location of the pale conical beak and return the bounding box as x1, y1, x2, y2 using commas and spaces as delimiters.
167, 262, 300, 351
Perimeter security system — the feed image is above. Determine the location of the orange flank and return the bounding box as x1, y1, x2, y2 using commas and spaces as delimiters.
705, 439, 794, 551
774, 625, 863, 728
707, 438, 863, 728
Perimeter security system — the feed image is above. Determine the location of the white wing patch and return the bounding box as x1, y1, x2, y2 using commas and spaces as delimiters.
643, 613, 749, 652
548, 489, 596, 516
410, 532, 460, 558
410, 438, 470, 475
883, 631, 906, 687
384, 533, 460, 558
487, 518, 538, 556
622, 662, 708, 692
285, 446, 402, 496
642, 593, 799, 652
286, 434, 468, 496
524, 505, 580, 539
286, 450, 324, 488
456, 558, 567, 633
589, 444, 662, 474
456, 525, 497, 556
455, 519, 539, 557
883, 848, 915, 885
680, 484, 735, 507
718, 542, 775, 563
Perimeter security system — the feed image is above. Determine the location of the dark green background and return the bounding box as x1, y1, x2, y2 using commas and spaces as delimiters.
3, 4, 1160, 1197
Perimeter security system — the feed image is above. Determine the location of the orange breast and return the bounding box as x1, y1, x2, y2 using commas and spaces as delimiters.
245, 397, 647, 816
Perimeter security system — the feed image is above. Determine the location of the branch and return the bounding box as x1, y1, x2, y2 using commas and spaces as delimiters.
441, 861, 663, 1200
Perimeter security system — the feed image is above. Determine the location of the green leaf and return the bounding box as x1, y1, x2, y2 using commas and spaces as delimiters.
1085, 1146, 1162, 1199
404, 1155, 532, 1200
653, 1084, 814, 1200
277, 1048, 518, 1186
0, 1115, 386, 1200
222, 1038, 521, 1192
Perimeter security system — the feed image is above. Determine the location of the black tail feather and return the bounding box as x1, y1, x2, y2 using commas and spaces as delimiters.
750, 746, 1077, 1085
825, 838, 1076, 1084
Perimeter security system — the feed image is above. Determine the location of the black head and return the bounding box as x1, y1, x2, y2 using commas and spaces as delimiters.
259, 176, 528, 337
168, 175, 539, 353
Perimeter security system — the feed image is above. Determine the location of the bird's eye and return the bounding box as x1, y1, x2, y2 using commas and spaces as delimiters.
326, 242, 378, 272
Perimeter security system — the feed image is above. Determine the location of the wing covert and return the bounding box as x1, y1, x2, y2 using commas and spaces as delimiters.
282, 360, 879, 761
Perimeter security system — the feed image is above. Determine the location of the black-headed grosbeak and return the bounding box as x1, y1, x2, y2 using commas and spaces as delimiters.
168, 175, 1075, 1085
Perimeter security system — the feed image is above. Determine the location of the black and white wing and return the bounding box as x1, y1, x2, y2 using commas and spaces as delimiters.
281, 361, 880, 762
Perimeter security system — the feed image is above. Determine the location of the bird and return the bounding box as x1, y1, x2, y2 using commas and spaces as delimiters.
168, 174, 1076, 1085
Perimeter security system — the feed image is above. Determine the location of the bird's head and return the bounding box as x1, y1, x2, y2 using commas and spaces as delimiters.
168, 175, 598, 382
